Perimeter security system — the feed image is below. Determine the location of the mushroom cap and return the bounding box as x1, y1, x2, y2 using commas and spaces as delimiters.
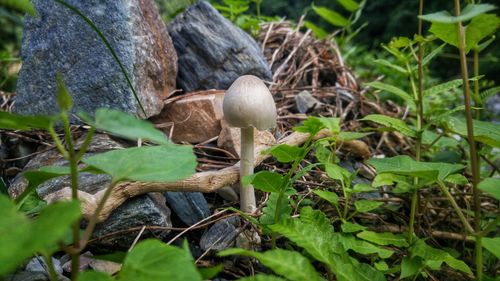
223, 75, 277, 130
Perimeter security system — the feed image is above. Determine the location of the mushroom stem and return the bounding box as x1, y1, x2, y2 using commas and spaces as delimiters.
240, 126, 256, 213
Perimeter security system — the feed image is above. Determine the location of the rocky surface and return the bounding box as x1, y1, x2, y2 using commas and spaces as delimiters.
294, 90, 321, 114
200, 217, 241, 252
167, 1, 272, 92
164, 191, 211, 226
14, 0, 177, 120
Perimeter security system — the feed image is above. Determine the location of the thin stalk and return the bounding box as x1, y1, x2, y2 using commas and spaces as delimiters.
61, 113, 80, 280
75, 127, 95, 160
43, 256, 59, 281
453, 1, 482, 279
240, 127, 256, 213
436, 181, 474, 234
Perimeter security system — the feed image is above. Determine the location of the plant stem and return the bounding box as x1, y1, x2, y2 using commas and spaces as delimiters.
240, 127, 256, 213
43, 255, 59, 281
453, 1, 482, 279
61, 113, 80, 281
436, 181, 474, 234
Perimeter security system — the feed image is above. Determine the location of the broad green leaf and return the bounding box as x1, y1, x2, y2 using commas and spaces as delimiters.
356, 230, 408, 247
365, 82, 415, 110
16, 166, 72, 204
319, 117, 341, 134
374, 261, 389, 271
355, 200, 383, 213
0, 0, 36, 16
246, 171, 284, 193
482, 237, 500, 259
325, 163, 350, 182
85, 108, 170, 145
353, 183, 376, 193
219, 248, 322, 281
312, 4, 349, 27
368, 155, 464, 182
447, 117, 500, 147
338, 0, 359, 12
410, 239, 472, 274
334, 254, 386, 281
293, 117, 325, 135
304, 20, 328, 39
400, 256, 424, 279
78, 271, 114, 281
465, 14, 500, 50
419, 4, 497, 23
198, 265, 223, 280
372, 173, 407, 187
341, 222, 367, 233
313, 190, 339, 206
338, 132, 372, 141
478, 178, 500, 200
429, 22, 457, 48
56, 73, 73, 111
0, 112, 54, 130
82, 144, 196, 182
333, 233, 393, 259
444, 174, 469, 185
238, 275, 287, 281
260, 192, 292, 225
374, 59, 408, 75
118, 239, 202, 281
424, 79, 463, 97
265, 144, 304, 163
361, 114, 416, 137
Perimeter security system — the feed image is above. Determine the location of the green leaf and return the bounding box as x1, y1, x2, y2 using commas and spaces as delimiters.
319, 117, 341, 134
400, 256, 424, 279
361, 114, 416, 137
325, 163, 350, 182
334, 233, 394, 259
356, 231, 409, 247
313, 190, 339, 206
219, 248, 323, 281
368, 155, 464, 182
260, 192, 292, 225
444, 174, 469, 185
82, 144, 196, 182
478, 178, 500, 200
466, 14, 500, 50
337, 0, 359, 12
265, 144, 304, 163
482, 237, 500, 259
419, 4, 497, 23
0, 112, 54, 130
480, 86, 500, 101
429, 22, 457, 47
238, 275, 287, 281
421, 43, 446, 67
374, 261, 389, 271
353, 183, 376, 193
198, 264, 223, 280
304, 20, 328, 39
78, 271, 114, 281
447, 117, 500, 147
247, 171, 284, 193
312, 4, 349, 27
373, 59, 408, 75
16, 166, 71, 204
56, 73, 73, 111
365, 81, 415, 110
355, 200, 383, 213
293, 117, 325, 135
118, 239, 202, 281
338, 132, 372, 141
0, 0, 36, 16
424, 79, 463, 97
341, 222, 367, 233
85, 108, 170, 145
410, 239, 472, 274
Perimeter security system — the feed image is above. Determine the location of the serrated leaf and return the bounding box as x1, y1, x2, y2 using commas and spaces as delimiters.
312, 4, 349, 27
313, 190, 339, 206
447, 117, 500, 147
480, 86, 500, 101
365, 82, 415, 110
56, 73, 73, 111
82, 144, 196, 182
368, 155, 464, 182
219, 248, 322, 281
419, 4, 497, 23
410, 239, 472, 274
260, 192, 292, 225
341, 222, 367, 233
0, 0, 36, 16
266, 144, 304, 163
337, 0, 359, 12
482, 237, 500, 259
333, 233, 393, 258
361, 114, 416, 137
247, 171, 284, 193
478, 178, 500, 200
357, 230, 409, 247
118, 239, 202, 281
355, 200, 383, 213
422, 43, 446, 67
424, 79, 463, 97
84, 108, 170, 145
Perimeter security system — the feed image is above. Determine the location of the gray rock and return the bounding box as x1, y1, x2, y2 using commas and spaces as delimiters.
200, 217, 241, 252
26, 257, 62, 276
5, 271, 51, 281
167, 1, 272, 92
294, 90, 320, 113
14, 0, 177, 120
91, 193, 172, 252
165, 192, 211, 226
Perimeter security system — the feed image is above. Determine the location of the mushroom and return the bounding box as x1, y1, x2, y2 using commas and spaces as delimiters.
223, 75, 277, 213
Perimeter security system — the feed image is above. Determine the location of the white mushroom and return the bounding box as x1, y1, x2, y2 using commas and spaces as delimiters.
223, 75, 277, 213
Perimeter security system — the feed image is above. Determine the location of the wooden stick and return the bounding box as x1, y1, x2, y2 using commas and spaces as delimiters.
44, 129, 331, 222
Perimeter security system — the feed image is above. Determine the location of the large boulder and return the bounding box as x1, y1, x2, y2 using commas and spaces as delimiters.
14, 0, 177, 120
167, 1, 272, 92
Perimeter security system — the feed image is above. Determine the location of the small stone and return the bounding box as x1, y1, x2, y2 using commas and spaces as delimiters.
165, 192, 211, 226
151, 90, 224, 143
200, 217, 241, 252
294, 90, 320, 114
167, 1, 272, 92
89, 259, 122, 275
216, 185, 239, 202
61, 252, 93, 273
217, 120, 276, 158
26, 256, 62, 275
14, 0, 177, 120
